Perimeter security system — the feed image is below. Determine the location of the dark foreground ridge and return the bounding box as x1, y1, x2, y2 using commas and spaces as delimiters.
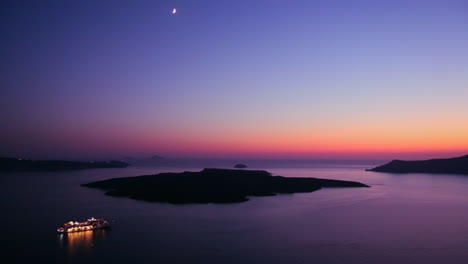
0, 157, 129, 172
367, 155, 468, 175
82, 168, 369, 204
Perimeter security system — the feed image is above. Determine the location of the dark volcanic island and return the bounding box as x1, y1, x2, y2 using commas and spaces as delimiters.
368, 155, 468, 175
82, 168, 369, 204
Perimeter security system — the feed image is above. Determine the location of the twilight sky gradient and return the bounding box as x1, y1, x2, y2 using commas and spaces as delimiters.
1, 0, 468, 160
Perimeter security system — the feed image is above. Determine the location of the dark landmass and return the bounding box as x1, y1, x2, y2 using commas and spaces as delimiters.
234, 163, 248, 168
0, 157, 129, 172
367, 155, 468, 175
82, 168, 369, 204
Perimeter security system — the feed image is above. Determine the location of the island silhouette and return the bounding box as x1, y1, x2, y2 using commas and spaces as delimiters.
234, 163, 248, 168
82, 168, 369, 204
367, 155, 468, 175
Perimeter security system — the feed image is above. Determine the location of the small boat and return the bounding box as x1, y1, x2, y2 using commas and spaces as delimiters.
57, 217, 110, 233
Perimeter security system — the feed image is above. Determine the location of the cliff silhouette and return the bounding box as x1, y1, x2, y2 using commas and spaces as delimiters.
368, 155, 468, 175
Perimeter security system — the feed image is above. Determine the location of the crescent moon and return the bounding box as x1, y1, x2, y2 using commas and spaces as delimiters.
172, 8, 177, 14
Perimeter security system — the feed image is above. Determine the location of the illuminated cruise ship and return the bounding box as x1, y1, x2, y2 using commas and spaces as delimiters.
57, 217, 110, 233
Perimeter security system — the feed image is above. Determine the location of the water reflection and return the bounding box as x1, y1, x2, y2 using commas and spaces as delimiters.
57, 229, 108, 255
6, 165, 468, 264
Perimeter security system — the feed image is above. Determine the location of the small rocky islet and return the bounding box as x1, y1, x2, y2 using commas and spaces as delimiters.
234, 163, 248, 168
82, 168, 369, 204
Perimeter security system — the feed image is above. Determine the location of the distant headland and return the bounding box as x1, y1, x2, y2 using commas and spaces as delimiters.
0, 157, 129, 172
367, 155, 468, 175
82, 168, 369, 204
122, 155, 165, 166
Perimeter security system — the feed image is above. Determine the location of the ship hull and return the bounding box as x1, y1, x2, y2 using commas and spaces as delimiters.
57, 225, 110, 233
56, 218, 111, 233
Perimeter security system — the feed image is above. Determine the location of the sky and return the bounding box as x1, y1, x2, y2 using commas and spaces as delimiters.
1, 0, 468, 160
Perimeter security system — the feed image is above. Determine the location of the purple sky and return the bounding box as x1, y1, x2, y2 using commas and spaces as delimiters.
1, 0, 468, 160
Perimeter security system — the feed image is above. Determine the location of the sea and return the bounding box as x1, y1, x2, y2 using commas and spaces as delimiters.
2, 159, 468, 264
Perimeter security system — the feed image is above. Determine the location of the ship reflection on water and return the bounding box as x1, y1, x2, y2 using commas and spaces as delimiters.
57, 229, 108, 255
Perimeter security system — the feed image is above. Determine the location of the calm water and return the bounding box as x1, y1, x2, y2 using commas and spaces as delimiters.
2, 161, 468, 264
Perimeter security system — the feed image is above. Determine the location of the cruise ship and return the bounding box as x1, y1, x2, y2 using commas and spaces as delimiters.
57, 217, 111, 233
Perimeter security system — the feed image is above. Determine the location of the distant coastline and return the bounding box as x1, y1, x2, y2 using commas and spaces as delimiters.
0, 157, 129, 172
367, 155, 468, 175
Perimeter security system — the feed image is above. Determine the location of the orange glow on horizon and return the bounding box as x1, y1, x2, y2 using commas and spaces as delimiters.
40, 114, 468, 159
115, 127, 468, 159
